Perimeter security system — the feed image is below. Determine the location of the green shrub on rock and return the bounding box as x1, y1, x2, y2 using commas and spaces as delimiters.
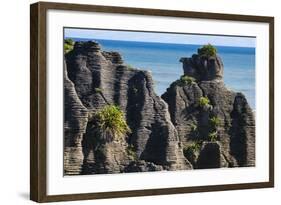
183, 142, 201, 158
209, 116, 220, 128
126, 64, 135, 70
173, 75, 196, 87
197, 44, 217, 57
95, 105, 131, 141
64, 38, 75, 54
181, 75, 195, 85
94, 87, 103, 93
190, 122, 197, 132
208, 131, 218, 142
199, 96, 210, 107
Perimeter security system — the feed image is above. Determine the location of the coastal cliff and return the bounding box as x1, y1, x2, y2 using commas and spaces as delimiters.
64, 41, 255, 175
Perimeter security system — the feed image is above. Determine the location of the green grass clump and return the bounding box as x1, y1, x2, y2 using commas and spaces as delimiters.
64, 38, 75, 54
126, 145, 138, 161
180, 75, 196, 85
197, 44, 217, 57
209, 116, 220, 128
174, 75, 196, 87
208, 131, 218, 142
94, 87, 103, 93
190, 122, 197, 132
95, 105, 131, 141
199, 96, 210, 107
183, 142, 201, 157
126, 64, 135, 70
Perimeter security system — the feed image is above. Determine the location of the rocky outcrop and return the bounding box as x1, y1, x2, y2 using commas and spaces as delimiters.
80, 113, 131, 174
180, 54, 224, 81
64, 41, 191, 175
162, 54, 255, 169
64, 41, 255, 175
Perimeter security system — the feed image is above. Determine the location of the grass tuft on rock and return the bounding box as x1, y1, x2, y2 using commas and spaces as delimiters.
208, 131, 218, 142
180, 75, 196, 85
190, 122, 197, 132
64, 38, 75, 54
126, 64, 135, 70
95, 105, 131, 141
173, 75, 196, 87
199, 96, 210, 107
183, 142, 201, 157
94, 87, 103, 93
209, 116, 220, 128
197, 44, 217, 57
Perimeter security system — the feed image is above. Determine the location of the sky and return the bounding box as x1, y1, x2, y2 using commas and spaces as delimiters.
64, 28, 256, 48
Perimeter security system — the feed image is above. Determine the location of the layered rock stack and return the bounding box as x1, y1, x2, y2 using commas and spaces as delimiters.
63, 60, 89, 175
162, 53, 255, 168
64, 41, 255, 175
64, 41, 191, 175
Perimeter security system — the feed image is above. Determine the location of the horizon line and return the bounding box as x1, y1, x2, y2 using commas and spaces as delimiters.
64, 36, 256, 49
64, 28, 256, 48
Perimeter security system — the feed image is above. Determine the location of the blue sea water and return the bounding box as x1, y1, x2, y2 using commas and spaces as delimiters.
72, 38, 256, 109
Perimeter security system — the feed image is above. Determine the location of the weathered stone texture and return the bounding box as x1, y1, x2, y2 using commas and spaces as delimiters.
162, 54, 255, 169
64, 41, 255, 174
64, 41, 191, 174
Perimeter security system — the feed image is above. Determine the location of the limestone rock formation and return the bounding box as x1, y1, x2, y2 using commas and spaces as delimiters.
180, 54, 224, 81
64, 41, 191, 175
64, 41, 255, 175
162, 54, 255, 169
63, 60, 89, 175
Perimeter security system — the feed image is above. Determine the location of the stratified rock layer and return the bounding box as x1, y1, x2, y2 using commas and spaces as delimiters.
64, 41, 191, 175
162, 54, 255, 168
180, 54, 224, 81
64, 41, 255, 175
63, 60, 88, 175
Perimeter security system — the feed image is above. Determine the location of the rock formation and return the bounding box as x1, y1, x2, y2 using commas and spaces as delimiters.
162, 53, 255, 168
64, 41, 191, 175
64, 41, 255, 175
63, 60, 88, 175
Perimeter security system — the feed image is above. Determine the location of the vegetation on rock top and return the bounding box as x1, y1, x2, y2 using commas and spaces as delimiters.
197, 44, 217, 57
172, 75, 196, 87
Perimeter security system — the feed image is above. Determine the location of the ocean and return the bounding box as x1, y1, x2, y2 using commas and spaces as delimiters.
72, 38, 256, 110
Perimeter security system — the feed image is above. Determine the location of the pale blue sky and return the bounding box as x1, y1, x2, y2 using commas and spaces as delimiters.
64, 28, 256, 48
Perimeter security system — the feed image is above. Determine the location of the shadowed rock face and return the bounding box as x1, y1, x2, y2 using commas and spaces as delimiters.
196, 142, 228, 169
64, 41, 191, 175
162, 54, 255, 169
64, 41, 255, 175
